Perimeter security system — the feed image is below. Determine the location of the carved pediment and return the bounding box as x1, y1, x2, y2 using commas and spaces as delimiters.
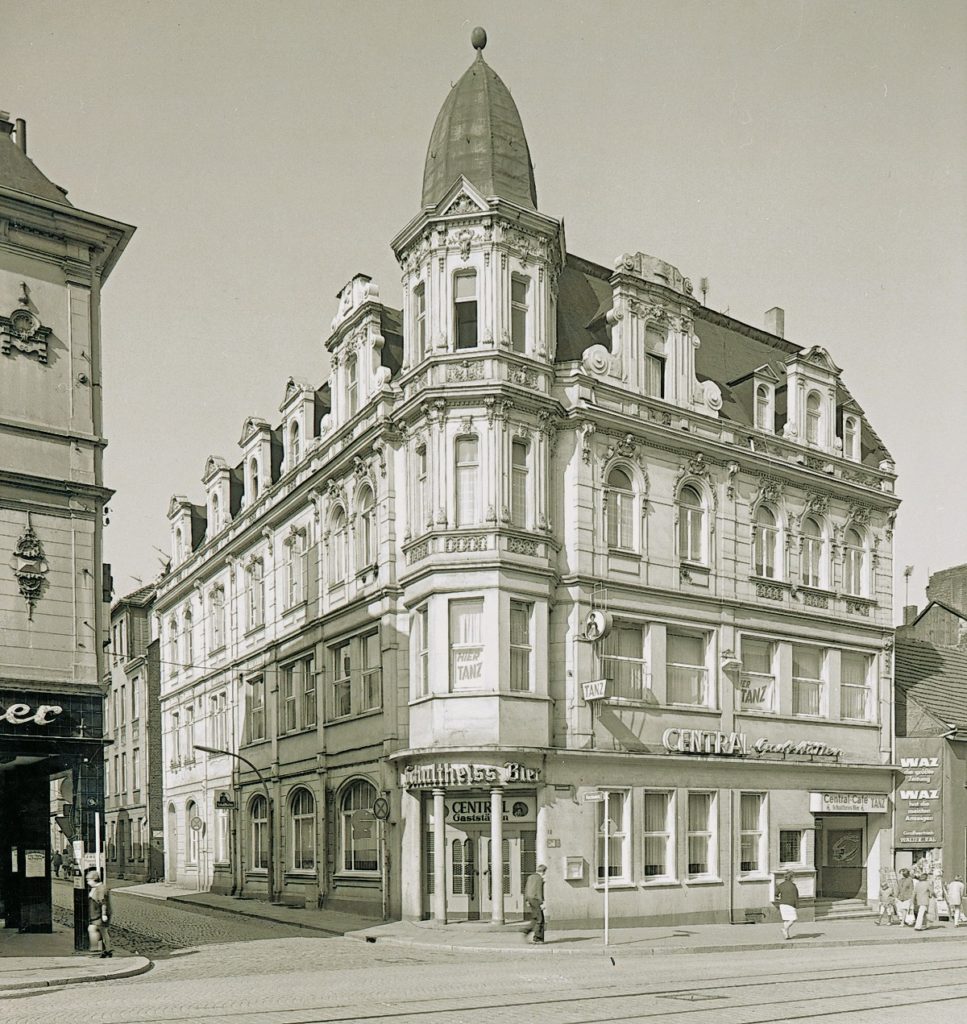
752, 364, 782, 384
238, 416, 271, 447
795, 345, 842, 376
280, 375, 312, 410
434, 176, 489, 219
202, 455, 229, 483
167, 494, 191, 520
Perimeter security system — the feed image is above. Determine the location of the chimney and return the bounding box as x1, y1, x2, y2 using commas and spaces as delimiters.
14, 118, 26, 154
765, 306, 785, 338
903, 604, 918, 626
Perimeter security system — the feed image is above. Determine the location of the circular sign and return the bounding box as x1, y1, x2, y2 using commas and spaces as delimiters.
585, 609, 613, 641
372, 797, 390, 821
189, 816, 204, 832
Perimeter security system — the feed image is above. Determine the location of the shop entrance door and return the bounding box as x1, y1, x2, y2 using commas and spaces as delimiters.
446, 830, 534, 920
819, 819, 866, 898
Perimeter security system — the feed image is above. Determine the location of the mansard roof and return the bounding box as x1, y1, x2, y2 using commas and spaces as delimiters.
0, 118, 72, 206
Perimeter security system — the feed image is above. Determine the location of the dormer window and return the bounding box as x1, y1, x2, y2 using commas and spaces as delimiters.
805, 391, 822, 445
842, 415, 860, 461
511, 275, 529, 354
210, 493, 220, 534
645, 353, 665, 399
174, 528, 184, 562
289, 421, 301, 468
755, 384, 772, 431
454, 272, 478, 349
414, 282, 426, 362
346, 354, 358, 417
250, 458, 260, 501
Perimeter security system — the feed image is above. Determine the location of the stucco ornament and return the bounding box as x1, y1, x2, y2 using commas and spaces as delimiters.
582, 344, 611, 377
1, 284, 52, 363
10, 514, 48, 620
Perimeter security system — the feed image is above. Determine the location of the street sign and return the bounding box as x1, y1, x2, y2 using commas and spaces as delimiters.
584, 792, 605, 802
372, 797, 390, 821
189, 816, 204, 832
582, 679, 608, 702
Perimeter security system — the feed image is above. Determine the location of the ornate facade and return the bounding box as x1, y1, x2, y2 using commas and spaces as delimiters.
155, 32, 900, 925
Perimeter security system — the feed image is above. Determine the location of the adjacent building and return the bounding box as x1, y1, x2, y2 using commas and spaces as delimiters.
155, 32, 900, 926
0, 112, 133, 934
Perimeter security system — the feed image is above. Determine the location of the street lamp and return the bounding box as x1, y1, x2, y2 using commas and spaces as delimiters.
194, 745, 277, 905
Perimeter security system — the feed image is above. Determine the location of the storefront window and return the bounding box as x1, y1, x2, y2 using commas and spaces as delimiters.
595, 790, 629, 883
643, 791, 673, 879
251, 795, 268, 870
687, 792, 716, 877
739, 793, 766, 873
289, 788, 316, 872
779, 829, 804, 866
340, 779, 379, 874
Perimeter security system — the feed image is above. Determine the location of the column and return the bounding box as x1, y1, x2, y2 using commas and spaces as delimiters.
400, 788, 422, 920
490, 787, 504, 924
432, 788, 446, 923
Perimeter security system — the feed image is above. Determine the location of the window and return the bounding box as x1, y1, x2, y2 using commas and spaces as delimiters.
792, 644, 824, 717
289, 420, 301, 468
210, 492, 221, 534
740, 637, 775, 712
841, 650, 872, 720
414, 282, 426, 362
678, 485, 705, 563
183, 609, 194, 668
687, 792, 716, 877
360, 632, 381, 711
186, 801, 200, 865
184, 704, 195, 760
290, 789, 315, 872
250, 458, 260, 501
455, 437, 479, 527
174, 528, 183, 563
285, 530, 307, 608
511, 275, 529, 353
413, 606, 429, 697
328, 508, 348, 584
595, 790, 630, 883
509, 601, 532, 692
510, 440, 529, 528
280, 664, 297, 733
246, 676, 266, 741
779, 829, 804, 866
332, 642, 352, 718
450, 598, 484, 690
800, 517, 824, 588
131, 677, 140, 721
753, 505, 780, 578
121, 752, 127, 795
667, 630, 708, 706
346, 354, 358, 416
454, 271, 478, 349
246, 560, 264, 629
132, 748, 140, 791
844, 527, 866, 596
755, 384, 771, 430
113, 756, 119, 798
167, 616, 178, 675
452, 838, 472, 895
214, 809, 230, 864
600, 620, 646, 700
357, 487, 376, 567
842, 415, 859, 460
340, 779, 379, 873
739, 793, 766, 874
805, 391, 822, 444
645, 353, 665, 398
643, 791, 674, 879
250, 795, 268, 870
210, 587, 225, 650
303, 656, 317, 728
416, 445, 428, 531
171, 711, 181, 763
606, 467, 635, 551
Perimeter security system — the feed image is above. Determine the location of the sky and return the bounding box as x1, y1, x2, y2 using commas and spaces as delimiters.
4, 0, 965, 619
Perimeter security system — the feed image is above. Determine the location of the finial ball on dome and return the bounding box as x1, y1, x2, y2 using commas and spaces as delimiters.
471, 27, 487, 52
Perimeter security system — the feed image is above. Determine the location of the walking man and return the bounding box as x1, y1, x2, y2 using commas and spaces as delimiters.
946, 874, 965, 927
775, 871, 799, 941
85, 867, 113, 958
523, 863, 547, 944
896, 868, 914, 924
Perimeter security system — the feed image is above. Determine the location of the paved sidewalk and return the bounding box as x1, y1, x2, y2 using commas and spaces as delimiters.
345, 916, 967, 956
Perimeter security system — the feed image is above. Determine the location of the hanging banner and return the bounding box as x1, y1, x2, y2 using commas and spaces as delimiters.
895, 737, 944, 846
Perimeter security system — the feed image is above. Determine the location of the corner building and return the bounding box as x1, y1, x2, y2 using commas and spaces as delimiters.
156, 34, 899, 926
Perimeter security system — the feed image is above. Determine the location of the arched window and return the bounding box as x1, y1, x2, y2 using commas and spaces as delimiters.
606, 467, 635, 551
678, 485, 705, 563
174, 528, 183, 562
844, 527, 866, 596
289, 788, 315, 872
805, 391, 822, 445
289, 420, 301, 468
414, 282, 426, 362
510, 440, 529, 528
843, 416, 859, 460
454, 271, 478, 349
511, 274, 530, 353
167, 616, 179, 673
455, 437, 479, 527
210, 493, 220, 534
186, 800, 200, 865
755, 384, 771, 430
800, 517, 824, 589
183, 608, 194, 668
340, 779, 379, 874
346, 354, 358, 417
753, 505, 780, 579
285, 530, 307, 607
357, 487, 376, 567
329, 508, 347, 583
250, 795, 268, 870
210, 587, 225, 650
246, 560, 264, 628
250, 458, 260, 501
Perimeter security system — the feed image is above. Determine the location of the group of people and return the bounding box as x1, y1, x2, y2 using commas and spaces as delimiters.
50, 849, 74, 878
877, 868, 965, 930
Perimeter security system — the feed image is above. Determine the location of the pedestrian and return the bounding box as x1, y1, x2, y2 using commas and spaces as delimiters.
775, 871, 799, 941
85, 867, 113, 958
522, 863, 547, 944
946, 874, 965, 927
51, 851, 63, 879
896, 868, 914, 925
913, 872, 932, 931
876, 875, 897, 926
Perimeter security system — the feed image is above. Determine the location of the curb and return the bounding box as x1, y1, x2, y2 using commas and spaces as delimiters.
345, 927, 967, 957
0, 957, 153, 992
165, 895, 351, 937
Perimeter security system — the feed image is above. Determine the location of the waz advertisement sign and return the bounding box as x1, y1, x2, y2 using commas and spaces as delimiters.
895, 736, 944, 847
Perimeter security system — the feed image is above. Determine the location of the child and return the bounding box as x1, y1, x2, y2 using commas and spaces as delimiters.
876, 876, 898, 925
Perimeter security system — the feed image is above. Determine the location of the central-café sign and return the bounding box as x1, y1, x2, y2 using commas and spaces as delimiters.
662, 728, 842, 759
400, 762, 540, 789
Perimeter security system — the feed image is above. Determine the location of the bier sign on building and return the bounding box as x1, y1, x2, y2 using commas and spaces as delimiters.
400, 762, 540, 789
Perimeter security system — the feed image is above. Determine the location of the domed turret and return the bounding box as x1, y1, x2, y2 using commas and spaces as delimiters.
422, 29, 537, 211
